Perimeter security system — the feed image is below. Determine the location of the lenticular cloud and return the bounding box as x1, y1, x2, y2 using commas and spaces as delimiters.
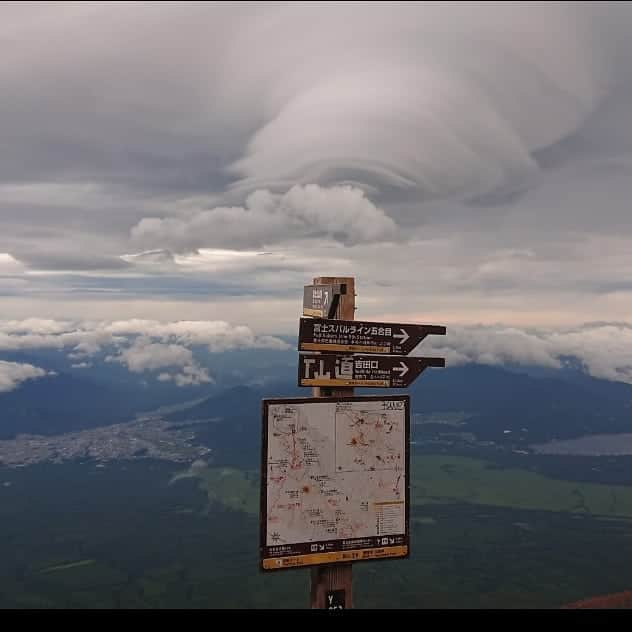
222, 2, 627, 202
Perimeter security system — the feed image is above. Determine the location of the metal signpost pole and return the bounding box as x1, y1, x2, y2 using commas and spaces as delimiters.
309, 276, 355, 610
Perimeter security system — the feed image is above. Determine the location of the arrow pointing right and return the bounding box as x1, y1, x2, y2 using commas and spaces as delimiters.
393, 328, 410, 345
393, 361, 409, 378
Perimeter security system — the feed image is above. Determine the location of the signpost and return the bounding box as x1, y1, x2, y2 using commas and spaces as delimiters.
260, 275, 446, 609
298, 353, 445, 388
299, 317, 446, 355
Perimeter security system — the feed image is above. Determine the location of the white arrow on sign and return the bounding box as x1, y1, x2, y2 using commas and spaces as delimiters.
393, 328, 410, 345
393, 361, 409, 378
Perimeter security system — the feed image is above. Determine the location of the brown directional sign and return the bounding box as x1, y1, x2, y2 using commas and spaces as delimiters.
298, 353, 444, 388
303, 284, 346, 319
299, 317, 446, 355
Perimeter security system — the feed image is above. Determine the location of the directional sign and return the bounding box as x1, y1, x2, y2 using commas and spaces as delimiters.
299, 317, 446, 355
298, 353, 445, 388
303, 284, 346, 319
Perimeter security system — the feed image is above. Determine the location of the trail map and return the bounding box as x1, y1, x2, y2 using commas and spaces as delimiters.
261, 396, 409, 570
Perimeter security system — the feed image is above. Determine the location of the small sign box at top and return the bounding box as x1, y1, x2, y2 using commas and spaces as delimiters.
303, 283, 346, 319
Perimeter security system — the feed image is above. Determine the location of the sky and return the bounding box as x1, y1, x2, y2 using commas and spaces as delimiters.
2, 1, 632, 389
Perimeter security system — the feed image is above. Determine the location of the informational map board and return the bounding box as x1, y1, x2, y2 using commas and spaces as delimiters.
260, 395, 409, 571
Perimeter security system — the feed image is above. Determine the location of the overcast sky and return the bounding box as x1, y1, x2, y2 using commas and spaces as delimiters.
2, 1, 632, 386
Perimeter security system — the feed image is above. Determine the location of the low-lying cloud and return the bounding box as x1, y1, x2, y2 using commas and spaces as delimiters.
0, 360, 50, 393
0, 318, 289, 355
422, 323, 632, 384
107, 338, 212, 386
0, 318, 289, 387
2, 318, 632, 388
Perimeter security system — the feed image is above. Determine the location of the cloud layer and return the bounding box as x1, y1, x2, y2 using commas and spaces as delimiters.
0, 360, 49, 393
422, 323, 632, 384
108, 338, 212, 386
1, 1, 632, 382
225, 2, 624, 199
0, 318, 289, 387
3, 318, 632, 389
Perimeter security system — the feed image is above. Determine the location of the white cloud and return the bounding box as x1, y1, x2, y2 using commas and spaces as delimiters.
0, 318, 72, 335
131, 184, 397, 251
547, 325, 632, 383
224, 2, 626, 199
101, 319, 290, 352
69, 340, 104, 359
421, 326, 560, 368
0, 318, 289, 387
0, 318, 289, 355
0, 326, 118, 355
3, 317, 632, 388
422, 323, 632, 384
110, 339, 195, 373
0, 360, 49, 393
106, 338, 212, 387
156, 365, 212, 387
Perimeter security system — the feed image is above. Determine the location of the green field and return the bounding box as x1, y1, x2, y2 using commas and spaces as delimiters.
172, 466, 259, 515
4, 458, 632, 608
411, 456, 632, 518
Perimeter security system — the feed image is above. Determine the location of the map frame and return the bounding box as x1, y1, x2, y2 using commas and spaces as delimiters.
259, 395, 410, 572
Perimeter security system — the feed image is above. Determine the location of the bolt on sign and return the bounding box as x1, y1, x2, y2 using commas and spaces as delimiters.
260, 395, 410, 571
299, 318, 446, 355
303, 284, 346, 319
298, 354, 445, 388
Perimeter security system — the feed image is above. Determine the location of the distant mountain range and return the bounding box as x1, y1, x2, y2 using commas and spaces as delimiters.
408, 364, 632, 442
0, 346, 294, 439
1, 350, 631, 456
0, 373, 135, 439
162, 364, 632, 466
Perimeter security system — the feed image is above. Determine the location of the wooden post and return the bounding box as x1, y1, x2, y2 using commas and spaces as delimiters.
309, 276, 355, 610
